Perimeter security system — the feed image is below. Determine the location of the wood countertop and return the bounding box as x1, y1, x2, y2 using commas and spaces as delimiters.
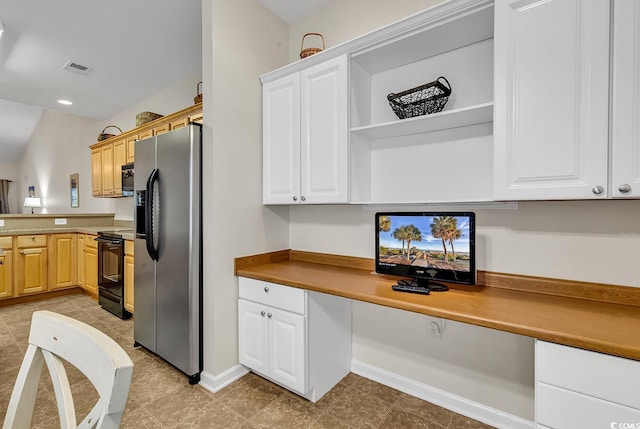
235, 250, 640, 361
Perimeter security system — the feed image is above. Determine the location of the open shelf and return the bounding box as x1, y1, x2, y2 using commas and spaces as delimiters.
350, 102, 493, 140
350, 4, 494, 75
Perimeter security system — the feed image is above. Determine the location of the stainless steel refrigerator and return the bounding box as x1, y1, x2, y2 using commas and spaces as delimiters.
133, 124, 202, 384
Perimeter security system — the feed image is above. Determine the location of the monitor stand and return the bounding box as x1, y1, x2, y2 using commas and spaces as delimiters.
408, 277, 449, 292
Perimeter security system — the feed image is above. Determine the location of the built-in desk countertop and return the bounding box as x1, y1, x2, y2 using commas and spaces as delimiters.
235, 250, 640, 361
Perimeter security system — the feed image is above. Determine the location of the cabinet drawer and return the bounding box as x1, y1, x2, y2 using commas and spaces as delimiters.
125, 240, 134, 256
239, 277, 305, 315
0, 237, 12, 249
17, 235, 47, 248
536, 340, 640, 410
85, 235, 98, 249
536, 382, 640, 428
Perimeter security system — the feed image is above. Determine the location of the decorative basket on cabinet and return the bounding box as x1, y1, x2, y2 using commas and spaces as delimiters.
194, 81, 202, 104
387, 76, 452, 119
135, 112, 163, 126
300, 33, 325, 59
97, 125, 123, 141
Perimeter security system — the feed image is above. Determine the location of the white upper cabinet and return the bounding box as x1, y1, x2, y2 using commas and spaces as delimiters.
611, 0, 640, 198
263, 73, 301, 204
493, 0, 611, 200
300, 56, 349, 204
262, 55, 348, 205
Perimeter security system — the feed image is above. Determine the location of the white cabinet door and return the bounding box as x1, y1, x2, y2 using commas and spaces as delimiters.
494, 0, 610, 200
268, 307, 306, 393
263, 73, 301, 204
238, 299, 269, 375
611, 0, 640, 198
300, 55, 349, 204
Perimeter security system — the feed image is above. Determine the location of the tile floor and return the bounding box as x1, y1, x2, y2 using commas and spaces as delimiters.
0, 294, 495, 428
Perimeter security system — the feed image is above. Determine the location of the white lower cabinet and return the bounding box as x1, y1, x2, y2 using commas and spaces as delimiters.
535, 340, 640, 428
238, 277, 351, 402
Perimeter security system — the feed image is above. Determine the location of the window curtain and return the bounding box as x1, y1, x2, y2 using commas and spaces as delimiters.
0, 180, 10, 214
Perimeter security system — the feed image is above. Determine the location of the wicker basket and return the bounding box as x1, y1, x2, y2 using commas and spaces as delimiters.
136, 111, 163, 127
97, 125, 123, 141
387, 76, 452, 119
194, 81, 202, 104
300, 33, 325, 59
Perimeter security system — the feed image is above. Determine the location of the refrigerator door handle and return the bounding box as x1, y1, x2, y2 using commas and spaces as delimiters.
145, 168, 160, 261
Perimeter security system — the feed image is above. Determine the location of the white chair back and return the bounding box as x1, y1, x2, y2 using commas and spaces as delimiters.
3, 310, 134, 429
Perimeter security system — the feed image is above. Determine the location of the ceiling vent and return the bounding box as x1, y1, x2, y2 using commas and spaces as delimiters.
62, 60, 92, 76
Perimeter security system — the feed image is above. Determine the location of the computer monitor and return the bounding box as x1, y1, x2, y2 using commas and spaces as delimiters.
375, 212, 476, 291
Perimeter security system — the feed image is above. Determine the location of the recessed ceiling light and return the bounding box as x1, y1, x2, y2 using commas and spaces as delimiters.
57, 99, 73, 105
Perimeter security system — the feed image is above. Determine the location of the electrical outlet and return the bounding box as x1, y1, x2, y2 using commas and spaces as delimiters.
428, 317, 444, 340
0, 219, 4, 227
54, 218, 67, 225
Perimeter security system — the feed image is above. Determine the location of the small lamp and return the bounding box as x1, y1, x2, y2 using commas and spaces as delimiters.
23, 197, 41, 214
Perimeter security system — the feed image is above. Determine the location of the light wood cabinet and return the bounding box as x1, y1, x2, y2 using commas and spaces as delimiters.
77, 234, 85, 287
153, 123, 170, 136
262, 56, 348, 205
170, 117, 188, 130
126, 136, 136, 164
189, 112, 203, 124
238, 277, 351, 402
15, 235, 48, 295
493, 0, 611, 200
138, 129, 153, 140
91, 148, 102, 197
48, 234, 77, 291
124, 240, 134, 313
113, 139, 126, 196
84, 234, 98, 297
90, 103, 202, 198
0, 237, 13, 299
101, 144, 115, 196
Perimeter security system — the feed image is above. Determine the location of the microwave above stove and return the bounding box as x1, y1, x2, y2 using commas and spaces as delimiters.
122, 163, 134, 197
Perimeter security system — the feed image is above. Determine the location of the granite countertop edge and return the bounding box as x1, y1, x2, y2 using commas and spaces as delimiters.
0, 226, 135, 240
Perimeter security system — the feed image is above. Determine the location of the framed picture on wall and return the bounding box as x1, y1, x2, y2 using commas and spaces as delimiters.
70, 173, 79, 208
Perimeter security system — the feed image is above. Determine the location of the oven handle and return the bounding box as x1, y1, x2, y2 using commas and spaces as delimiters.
95, 237, 124, 246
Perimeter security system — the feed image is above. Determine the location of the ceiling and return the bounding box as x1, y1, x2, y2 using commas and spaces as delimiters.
0, 0, 330, 164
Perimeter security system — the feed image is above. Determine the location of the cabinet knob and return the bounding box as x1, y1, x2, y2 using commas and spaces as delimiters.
591, 185, 605, 195
618, 184, 632, 194
293, 196, 297, 201
264, 286, 269, 293
267, 313, 272, 318
260, 311, 265, 317
0, 259, 3, 265
301, 196, 306, 202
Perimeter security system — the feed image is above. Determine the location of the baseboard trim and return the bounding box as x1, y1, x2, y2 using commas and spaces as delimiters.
199, 364, 248, 394
351, 360, 535, 429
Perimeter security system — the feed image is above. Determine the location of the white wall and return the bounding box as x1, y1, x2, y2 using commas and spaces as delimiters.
16, 76, 201, 219
202, 0, 290, 375
288, 0, 439, 61
17, 109, 112, 215
0, 163, 19, 213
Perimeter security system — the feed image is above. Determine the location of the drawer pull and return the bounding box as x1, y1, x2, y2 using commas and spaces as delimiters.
264, 286, 269, 293
260, 311, 265, 317
267, 313, 272, 318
